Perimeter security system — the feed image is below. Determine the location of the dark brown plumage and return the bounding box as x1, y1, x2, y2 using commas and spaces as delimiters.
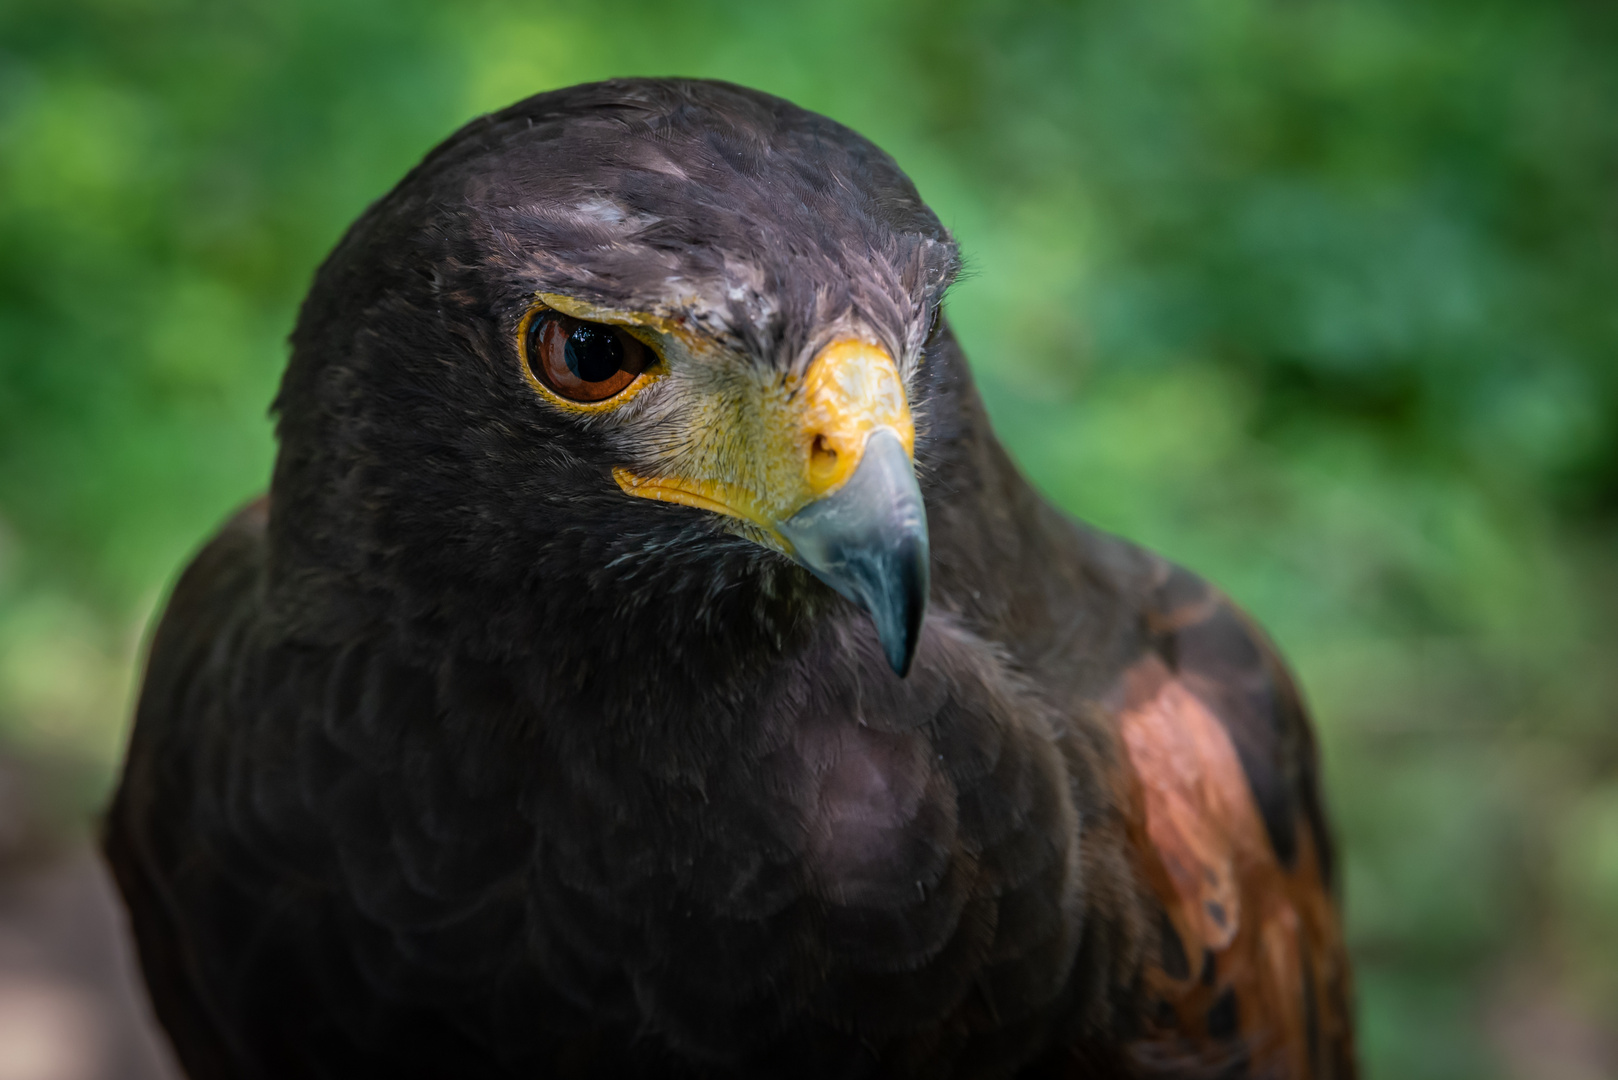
105, 78, 1356, 1079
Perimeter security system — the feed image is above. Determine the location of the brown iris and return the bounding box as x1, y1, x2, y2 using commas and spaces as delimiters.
524, 310, 651, 402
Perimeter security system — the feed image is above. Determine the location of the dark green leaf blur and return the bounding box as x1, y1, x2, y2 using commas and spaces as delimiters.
1, 1, 1614, 1075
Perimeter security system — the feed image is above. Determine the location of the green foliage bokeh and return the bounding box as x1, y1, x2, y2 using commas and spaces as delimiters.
1, 1, 1615, 1076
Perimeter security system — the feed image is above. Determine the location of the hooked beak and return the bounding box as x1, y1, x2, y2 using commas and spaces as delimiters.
613, 338, 931, 676
778, 429, 929, 675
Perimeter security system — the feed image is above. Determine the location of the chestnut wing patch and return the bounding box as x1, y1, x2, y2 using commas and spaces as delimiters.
1119, 566, 1356, 1079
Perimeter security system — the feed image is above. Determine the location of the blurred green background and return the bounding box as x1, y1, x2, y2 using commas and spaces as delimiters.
1, 1, 1615, 1076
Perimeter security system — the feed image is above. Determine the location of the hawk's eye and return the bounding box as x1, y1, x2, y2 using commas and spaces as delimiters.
525, 311, 651, 403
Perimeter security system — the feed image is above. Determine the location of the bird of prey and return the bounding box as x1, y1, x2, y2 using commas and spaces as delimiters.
105, 79, 1356, 1079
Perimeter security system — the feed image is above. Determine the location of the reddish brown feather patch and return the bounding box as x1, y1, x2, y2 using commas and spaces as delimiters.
1118, 655, 1354, 1078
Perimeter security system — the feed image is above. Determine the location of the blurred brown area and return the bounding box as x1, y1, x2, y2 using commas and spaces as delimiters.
0, 757, 177, 1080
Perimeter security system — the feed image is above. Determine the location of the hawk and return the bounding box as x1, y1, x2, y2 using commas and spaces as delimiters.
106, 78, 1355, 1079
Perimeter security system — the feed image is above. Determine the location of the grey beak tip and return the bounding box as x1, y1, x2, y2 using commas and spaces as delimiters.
884, 532, 928, 677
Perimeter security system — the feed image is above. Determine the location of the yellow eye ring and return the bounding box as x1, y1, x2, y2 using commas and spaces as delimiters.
517, 303, 664, 413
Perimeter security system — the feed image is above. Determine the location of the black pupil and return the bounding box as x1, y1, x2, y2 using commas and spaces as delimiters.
564, 323, 623, 383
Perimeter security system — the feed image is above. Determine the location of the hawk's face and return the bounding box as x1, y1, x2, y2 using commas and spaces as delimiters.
272, 79, 959, 679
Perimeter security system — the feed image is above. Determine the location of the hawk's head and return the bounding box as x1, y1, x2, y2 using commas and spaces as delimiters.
271, 79, 961, 681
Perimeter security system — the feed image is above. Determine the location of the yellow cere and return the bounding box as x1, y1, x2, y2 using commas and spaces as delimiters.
612, 338, 916, 549
798, 339, 914, 497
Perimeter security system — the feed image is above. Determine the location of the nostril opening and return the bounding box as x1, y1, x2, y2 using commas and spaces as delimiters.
811, 434, 838, 471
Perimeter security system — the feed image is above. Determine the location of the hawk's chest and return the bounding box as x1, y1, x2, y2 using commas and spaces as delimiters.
789, 708, 957, 907
243, 616, 1086, 1070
